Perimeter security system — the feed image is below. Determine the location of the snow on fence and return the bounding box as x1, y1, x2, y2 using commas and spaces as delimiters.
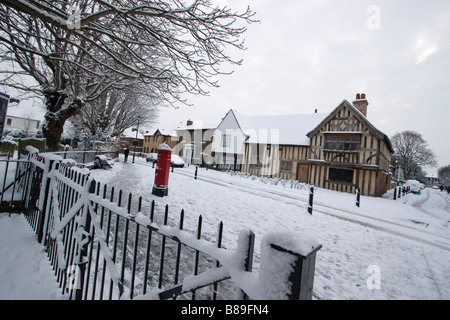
8, 150, 323, 300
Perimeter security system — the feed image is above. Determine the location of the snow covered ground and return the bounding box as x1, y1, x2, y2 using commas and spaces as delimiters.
0, 213, 64, 299
1, 155, 449, 299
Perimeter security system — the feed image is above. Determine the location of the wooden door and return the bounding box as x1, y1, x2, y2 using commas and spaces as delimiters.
297, 164, 308, 183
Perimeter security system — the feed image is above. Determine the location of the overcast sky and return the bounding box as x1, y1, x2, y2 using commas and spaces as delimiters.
155, 0, 450, 174
4, 1, 449, 174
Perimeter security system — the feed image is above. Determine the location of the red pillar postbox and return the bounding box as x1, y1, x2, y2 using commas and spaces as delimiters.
152, 143, 172, 197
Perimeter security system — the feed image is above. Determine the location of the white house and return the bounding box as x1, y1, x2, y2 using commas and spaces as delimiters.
210, 110, 247, 170
175, 119, 218, 166
4, 106, 41, 132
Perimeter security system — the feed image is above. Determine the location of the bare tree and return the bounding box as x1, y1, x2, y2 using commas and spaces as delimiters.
391, 130, 437, 180
70, 83, 159, 139
438, 165, 450, 186
0, 0, 256, 149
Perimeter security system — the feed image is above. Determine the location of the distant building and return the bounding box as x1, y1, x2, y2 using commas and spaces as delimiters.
143, 128, 178, 154
120, 127, 144, 152
424, 174, 439, 186
175, 119, 218, 166
4, 106, 41, 132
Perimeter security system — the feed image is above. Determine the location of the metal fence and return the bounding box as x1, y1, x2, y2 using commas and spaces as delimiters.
3, 150, 322, 300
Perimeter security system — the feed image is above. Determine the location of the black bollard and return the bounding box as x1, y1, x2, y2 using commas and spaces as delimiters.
308, 187, 314, 215
356, 188, 361, 207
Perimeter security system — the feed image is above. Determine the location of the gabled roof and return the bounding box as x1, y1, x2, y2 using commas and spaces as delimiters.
233, 110, 328, 145
306, 100, 394, 153
146, 128, 177, 137
122, 127, 144, 139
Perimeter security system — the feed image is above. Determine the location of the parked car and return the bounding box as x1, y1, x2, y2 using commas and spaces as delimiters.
146, 153, 158, 163
404, 180, 421, 195
147, 153, 185, 168
171, 154, 185, 168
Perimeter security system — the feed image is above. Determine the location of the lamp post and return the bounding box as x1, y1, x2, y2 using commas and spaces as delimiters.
395, 160, 399, 183
132, 116, 141, 164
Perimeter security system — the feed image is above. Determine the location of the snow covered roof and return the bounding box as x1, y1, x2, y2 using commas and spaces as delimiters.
144, 128, 177, 137
122, 127, 144, 139
176, 120, 219, 131
234, 111, 328, 145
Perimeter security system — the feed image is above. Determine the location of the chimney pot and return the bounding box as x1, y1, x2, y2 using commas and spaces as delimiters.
314, 108, 318, 113
353, 94, 369, 117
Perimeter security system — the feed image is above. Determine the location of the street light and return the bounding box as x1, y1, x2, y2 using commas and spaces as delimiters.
132, 116, 141, 163
395, 160, 399, 182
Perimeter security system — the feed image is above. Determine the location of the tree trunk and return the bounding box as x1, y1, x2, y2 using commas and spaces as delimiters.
42, 114, 65, 151
42, 90, 82, 150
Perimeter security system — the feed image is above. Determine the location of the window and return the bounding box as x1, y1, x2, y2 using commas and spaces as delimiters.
280, 161, 291, 172
324, 135, 359, 152
329, 168, 354, 183
221, 134, 231, 147
6, 118, 11, 126
249, 143, 262, 168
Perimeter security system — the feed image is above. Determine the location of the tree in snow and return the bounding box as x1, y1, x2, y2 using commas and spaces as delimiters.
438, 165, 450, 186
391, 130, 436, 180
69, 83, 159, 140
0, 0, 256, 149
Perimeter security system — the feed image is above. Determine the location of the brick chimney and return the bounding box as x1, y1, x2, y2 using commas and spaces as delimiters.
352, 93, 369, 117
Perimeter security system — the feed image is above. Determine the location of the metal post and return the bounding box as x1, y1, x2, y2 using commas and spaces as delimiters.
308, 186, 314, 215
37, 159, 56, 244
1, 152, 10, 204
236, 230, 255, 300
195, 166, 198, 180
132, 117, 140, 164
398, 186, 401, 198
270, 242, 322, 300
356, 188, 360, 207
259, 232, 322, 300
393, 187, 397, 200
9, 157, 21, 214
74, 179, 95, 300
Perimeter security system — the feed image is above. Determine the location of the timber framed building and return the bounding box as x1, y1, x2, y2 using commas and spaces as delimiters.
212, 94, 393, 197
305, 95, 393, 197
